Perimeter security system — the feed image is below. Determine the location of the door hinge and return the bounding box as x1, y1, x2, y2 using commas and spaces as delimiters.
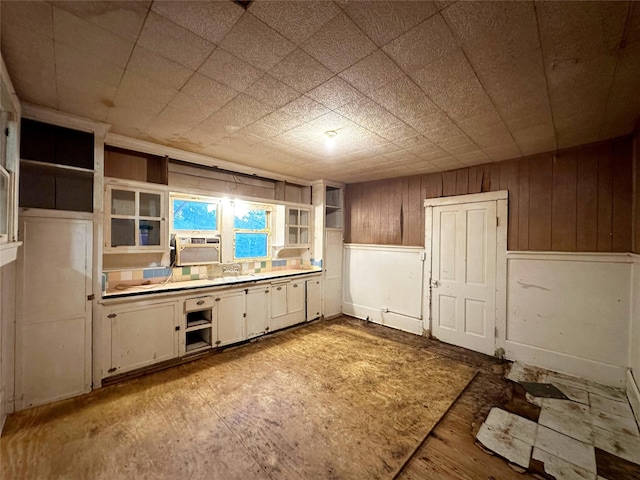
215, 298, 220, 302
496, 216, 499, 227
107, 313, 117, 319
244, 289, 248, 294
175, 326, 180, 331
243, 313, 246, 318
5, 128, 9, 137
107, 367, 117, 373
87, 294, 95, 301
495, 326, 499, 338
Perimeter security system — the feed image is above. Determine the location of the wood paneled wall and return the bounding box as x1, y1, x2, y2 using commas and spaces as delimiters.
634, 132, 640, 254
344, 136, 634, 252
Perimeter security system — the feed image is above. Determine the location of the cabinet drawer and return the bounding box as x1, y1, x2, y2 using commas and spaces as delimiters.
184, 296, 214, 312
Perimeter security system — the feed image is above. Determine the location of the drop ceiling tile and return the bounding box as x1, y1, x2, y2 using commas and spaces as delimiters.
442, 1, 539, 72
410, 110, 455, 136
394, 135, 436, 151
458, 111, 519, 151
269, 48, 333, 93
198, 94, 272, 134
53, 6, 134, 69
307, 76, 366, 110
56, 69, 118, 102
126, 45, 194, 90
238, 121, 281, 140
1, 23, 57, 106
259, 110, 302, 133
383, 14, 458, 73
511, 124, 557, 156
249, 0, 341, 44
52, 0, 149, 42
220, 13, 296, 71
180, 73, 238, 114
158, 96, 214, 128
1, 1, 53, 38
537, 1, 628, 60
379, 123, 419, 143
336, 97, 405, 135
279, 96, 330, 123
342, 0, 438, 47
302, 12, 377, 74
137, 11, 215, 70
145, 116, 192, 140
107, 106, 155, 134
483, 143, 524, 162
57, 85, 111, 121
245, 74, 300, 109
113, 70, 178, 115
198, 48, 263, 92
369, 76, 440, 125
151, 0, 243, 44
55, 42, 124, 87
339, 50, 404, 94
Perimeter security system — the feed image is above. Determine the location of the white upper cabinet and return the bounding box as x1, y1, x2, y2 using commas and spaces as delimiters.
286, 207, 310, 246
104, 180, 167, 253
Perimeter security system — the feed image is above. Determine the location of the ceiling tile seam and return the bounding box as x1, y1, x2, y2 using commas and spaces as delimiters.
597, 1, 634, 140
533, 1, 559, 152
438, 11, 524, 159
78, 2, 151, 122
46, 2, 60, 112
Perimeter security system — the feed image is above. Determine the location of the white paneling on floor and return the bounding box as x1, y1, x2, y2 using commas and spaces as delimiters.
342, 244, 425, 335
505, 252, 632, 388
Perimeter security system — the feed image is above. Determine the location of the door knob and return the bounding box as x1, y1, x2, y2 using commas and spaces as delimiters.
431, 280, 440, 287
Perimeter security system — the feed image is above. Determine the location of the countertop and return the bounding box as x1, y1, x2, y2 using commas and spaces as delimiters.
102, 268, 323, 301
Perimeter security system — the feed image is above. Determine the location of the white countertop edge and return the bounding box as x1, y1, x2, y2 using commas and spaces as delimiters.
100, 268, 323, 304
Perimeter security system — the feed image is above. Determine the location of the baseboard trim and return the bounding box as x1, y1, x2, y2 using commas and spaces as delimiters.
342, 302, 423, 335
504, 340, 626, 387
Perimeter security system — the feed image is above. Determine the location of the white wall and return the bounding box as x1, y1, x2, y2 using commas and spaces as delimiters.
504, 252, 631, 387
0, 261, 16, 430
629, 255, 640, 419
342, 244, 424, 335
343, 247, 633, 388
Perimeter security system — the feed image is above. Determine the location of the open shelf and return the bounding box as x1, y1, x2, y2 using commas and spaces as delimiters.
185, 328, 212, 352
186, 310, 212, 330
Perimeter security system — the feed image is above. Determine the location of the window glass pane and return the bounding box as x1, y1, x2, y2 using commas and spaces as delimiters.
234, 209, 267, 230
111, 218, 135, 246
299, 210, 309, 226
288, 209, 298, 225
140, 219, 161, 246
235, 232, 268, 259
139, 192, 161, 217
111, 189, 135, 215
300, 227, 309, 244
288, 227, 297, 244
172, 199, 217, 231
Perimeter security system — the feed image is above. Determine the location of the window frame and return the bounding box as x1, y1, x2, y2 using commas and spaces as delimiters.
232, 202, 272, 261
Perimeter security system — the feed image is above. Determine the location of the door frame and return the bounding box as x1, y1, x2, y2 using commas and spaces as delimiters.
423, 191, 508, 356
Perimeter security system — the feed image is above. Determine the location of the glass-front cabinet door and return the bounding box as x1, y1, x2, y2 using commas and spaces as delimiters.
286, 207, 310, 247
105, 182, 166, 253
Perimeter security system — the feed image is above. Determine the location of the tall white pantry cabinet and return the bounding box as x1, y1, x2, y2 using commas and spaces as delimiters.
312, 181, 344, 319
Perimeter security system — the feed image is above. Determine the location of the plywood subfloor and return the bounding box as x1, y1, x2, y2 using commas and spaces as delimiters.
1, 317, 478, 480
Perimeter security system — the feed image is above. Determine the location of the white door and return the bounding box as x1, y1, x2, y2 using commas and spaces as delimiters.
430, 200, 497, 356
16, 214, 92, 409
306, 279, 322, 321
324, 229, 342, 317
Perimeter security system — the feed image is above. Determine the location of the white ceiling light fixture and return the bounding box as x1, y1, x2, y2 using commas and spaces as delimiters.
325, 130, 338, 151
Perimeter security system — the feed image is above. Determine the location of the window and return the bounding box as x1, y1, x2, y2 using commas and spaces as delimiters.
171, 194, 219, 232
233, 203, 271, 260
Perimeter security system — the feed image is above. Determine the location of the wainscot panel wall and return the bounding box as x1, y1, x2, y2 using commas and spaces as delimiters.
344, 136, 633, 252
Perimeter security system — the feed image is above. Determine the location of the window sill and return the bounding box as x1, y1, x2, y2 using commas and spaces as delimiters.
0, 241, 22, 267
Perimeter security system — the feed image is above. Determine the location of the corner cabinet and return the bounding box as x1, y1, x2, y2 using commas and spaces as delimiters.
104, 180, 167, 253
106, 299, 180, 376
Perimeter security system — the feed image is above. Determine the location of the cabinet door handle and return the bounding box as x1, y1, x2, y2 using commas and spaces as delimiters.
276, 286, 282, 291
293, 284, 298, 288
175, 326, 180, 331
196, 300, 205, 305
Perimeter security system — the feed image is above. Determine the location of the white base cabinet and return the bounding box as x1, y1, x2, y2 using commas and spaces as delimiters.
246, 286, 269, 338
306, 279, 322, 321
107, 300, 179, 376
217, 290, 245, 347
270, 279, 306, 331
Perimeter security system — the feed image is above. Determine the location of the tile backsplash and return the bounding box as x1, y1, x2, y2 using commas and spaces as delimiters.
103, 258, 317, 291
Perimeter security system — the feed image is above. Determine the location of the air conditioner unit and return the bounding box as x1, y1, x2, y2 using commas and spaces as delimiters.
175, 236, 220, 266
